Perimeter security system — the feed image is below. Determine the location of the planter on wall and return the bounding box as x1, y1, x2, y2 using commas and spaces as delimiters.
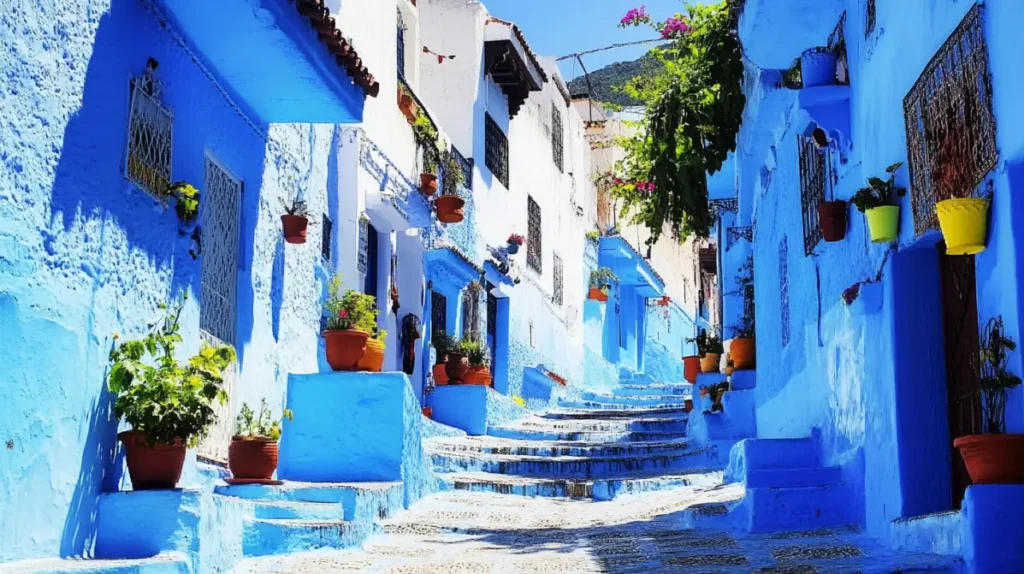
323, 329, 370, 371
435, 195, 465, 224
507, 242, 521, 255
445, 353, 468, 383
358, 338, 386, 372
420, 173, 438, 196
954, 434, 1024, 483
865, 206, 900, 243
119, 430, 186, 490
281, 214, 309, 244
818, 200, 848, 242
588, 287, 609, 302
228, 437, 279, 482
398, 90, 418, 123
422, 407, 433, 419
683, 356, 700, 384
936, 198, 990, 255
800, 49, 837, 88
462, 366, 492, 386
432, 362, 449, 385
700, 353, 721, 374
730, 338, 756, 370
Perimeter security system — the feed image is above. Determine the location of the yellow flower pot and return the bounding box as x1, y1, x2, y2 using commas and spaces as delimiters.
936, 198, 990, 255
865, 206, 900, 243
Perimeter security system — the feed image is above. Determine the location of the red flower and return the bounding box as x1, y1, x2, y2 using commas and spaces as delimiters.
338, 309, 349, 318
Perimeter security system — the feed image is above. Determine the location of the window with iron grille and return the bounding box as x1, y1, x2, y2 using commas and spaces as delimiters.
126, 65, 173, 197
798, 136, 826, 255
321, 214, 333, 262
827, 12, 849, 85
865, 0, 876, 38
199, 156, 242, 347
744, 284, 755, 327
485, 113, 509, 189
486, 283, 498, 337
431, 291, 447, 333
396, 10, 406, 78
551, 105, 564, 173
553, 253, 563, 306
779, 237, 790, 347
462, 285, 481, 338
904, 4, 997, 235
357, 218, 369, 276
527, 196, 542, 274
451, 145, 473, 191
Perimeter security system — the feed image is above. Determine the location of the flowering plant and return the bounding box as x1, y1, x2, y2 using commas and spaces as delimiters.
170, 182, 200, 222
323, 274, 379, 332
841, 283, 861, 306
507, 234, 525, 245
660, 16, 690, 39
619, 5, 650, 28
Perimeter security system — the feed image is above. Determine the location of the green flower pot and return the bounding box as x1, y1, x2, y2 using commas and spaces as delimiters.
865, 206, 899, 243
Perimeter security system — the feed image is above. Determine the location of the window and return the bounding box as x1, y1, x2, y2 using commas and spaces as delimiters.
396, 10, 406, 78
321, 214, 333, 262
485, 113, 509, 189
199, 155, 242, 346
486, 283, 498, 337
527, 196, 542, 274
798, 136, 826, 255
431, 291, 447, 333
865, 0, 876, 37
461, 285, 481, 338
553, 253, 563, 306
827, 12, 849, 85
551, 105, 564, 172
904, 5, 997, 235
779, 237, 790, 347
451, 145, 473, 192
125, 61, 173, 197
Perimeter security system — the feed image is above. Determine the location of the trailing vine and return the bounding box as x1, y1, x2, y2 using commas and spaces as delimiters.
611, 1, 745, 242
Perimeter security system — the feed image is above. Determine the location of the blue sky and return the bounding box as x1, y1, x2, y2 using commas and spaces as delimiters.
481, 0, 713, 82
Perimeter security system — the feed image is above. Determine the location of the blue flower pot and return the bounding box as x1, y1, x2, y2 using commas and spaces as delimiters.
800, 50, 837, 87
507, 242, 520, 255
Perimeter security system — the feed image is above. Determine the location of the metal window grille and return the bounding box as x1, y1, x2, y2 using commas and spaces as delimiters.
551, 105, 564, 173
486, 283, 498, 337
744, 284, 755, 326
431, 291, 447, 333
485, 113, 509, 189
321, 214, 333, 262
527, 196, 542, 274
553, 254, 564, 306
396, 10, 406, 79
451, 145, 474, 191
125, 65, 173, 197
199, 156, 242, 347
903, 4, 997, 235
865, 0, 876, 38
779, 237, 790, 347
358, 218, 369, 276
799, 136, 826, 255
827, 12, 849, 85
462, 285, 481, 337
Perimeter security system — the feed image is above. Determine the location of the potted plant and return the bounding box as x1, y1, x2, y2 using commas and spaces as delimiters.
851, 163, 905, 243
107, 298, 235, 490
358, 328, 388, 372
588, 268, 617, 302
281, 199, 309, 245
700, 331, 725, 374
460, 339, 492, 386
432, 330, 456, 385
507, 234, 525, 255
398, 85, 419, 123
169, 182, 200, 234
954, 317, 1024, 483
420, 141, 440, 197
682, 354, 700, 384
322, 274, 379, 371
818, 194, 848, 243
932, 105, 990, 254
435, 149, 466, 224
585, 230, 602, 243
799, 47, 837, 88
229, 399, 293, 483
445, 337, 469, 384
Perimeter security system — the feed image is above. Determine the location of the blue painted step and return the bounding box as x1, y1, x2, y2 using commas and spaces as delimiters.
577, 392, 688, 406
430, 446, 718, 478
440, 469, 722, 500
252, 499, 344, 521
487, 427, 688, 443
427, 436, 691, 457
242, 518, 361, 557
558, 399, 686, 411
511, 416, 688, 433
613, 384, 691, 397
214, 481, 403, 523
544, 406, 689, 419
0, 553, 191, 574
745, 466, 843, 489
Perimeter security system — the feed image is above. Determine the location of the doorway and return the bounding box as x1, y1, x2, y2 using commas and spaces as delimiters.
938, 242, 983, 508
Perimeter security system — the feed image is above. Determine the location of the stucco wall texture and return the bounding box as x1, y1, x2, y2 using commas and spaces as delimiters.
0, 0, 336, 561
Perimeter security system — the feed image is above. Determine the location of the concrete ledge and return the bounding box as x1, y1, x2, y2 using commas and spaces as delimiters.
428, 385, 488, 435
963, 484, 1024, 573
889, 510, 962, 557
729, 370, 756, 390
94, 490, 201, 562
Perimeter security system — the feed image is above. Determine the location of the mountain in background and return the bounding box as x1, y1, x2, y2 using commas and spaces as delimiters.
566, 54, 661, 108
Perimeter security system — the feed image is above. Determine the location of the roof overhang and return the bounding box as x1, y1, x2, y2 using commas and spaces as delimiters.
598, 236, 665, 298
484, 19, 547, 118
425, 246, 482, 295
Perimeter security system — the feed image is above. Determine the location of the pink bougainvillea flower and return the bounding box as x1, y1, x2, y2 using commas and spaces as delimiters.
614, 178, 623, 185
619, 5, 650, 28
660, 16, 690, 39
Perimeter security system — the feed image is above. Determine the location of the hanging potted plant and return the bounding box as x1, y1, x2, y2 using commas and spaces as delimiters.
932, 104, 990, 255
358, 328, 388, 372
322, 274, 378, 371
398, 84, 419, 123
229, 399, 293, 484
431, 330, 456, 385
816, 159, 847, 242
954, 317, 1024, 483
507, 234, 525, 255
281, 199, 309, 245
588, 268, 617, 302
460, 338, 492, 386
416, 116, 440, 196
852, 163, 905, 243
799, 47, 837, 88
107, 298, 235, 490
420, 149, 439, 197
435, 149, 466, 224
169, 182, 200, 235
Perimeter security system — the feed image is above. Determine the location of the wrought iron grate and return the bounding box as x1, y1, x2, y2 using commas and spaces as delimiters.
358, 218, 369, 276
799, 136, 827, 255
451, 145, 474, 191
431, 290, 447, 333
744, 284, 755, 328
727, 226, 753, 251
321, 214, 333, 262
552, 105, 564, 173
126, 62, 173, 197
827, 11, 849, 85
903, 4, 997, 235
779, 237, 790, 347
397, 9, 406, 78
865, 0, 876, 38
553, 253, 564, 306
462, 285, 481, 338
485, 113, 509, 189
199, 156, 242, 347
527, 196, 542, 274
486, 283, 498, 337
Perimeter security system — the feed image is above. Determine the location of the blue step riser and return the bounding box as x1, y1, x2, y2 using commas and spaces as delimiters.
746, 485, 860, 533
544, 409, 689, 420
560, 399, 687, 410
430, 442, 689, 457
431, 451, 715, 477
518, 419, 688, 433
450, 477, 693, 500
488, 428, 688, 442
242, 519, 365, 557
577, 394, 688, 406
252, 501, 344, 521
613, 387, 690, 397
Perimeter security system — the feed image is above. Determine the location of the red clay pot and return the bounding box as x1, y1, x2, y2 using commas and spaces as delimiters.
817, 201, 848, 242
435, 195, 465, 224
420, 174, 438, 196
588, 287, 609, 302
228, 437, 279, 481
358, 337, 386, 372
432, 362, 449, 385
462, 366, 493, 386
445, 353, 468, 383
683, 356, 700, 384
281, 214, 309, 244
323, 329, 370, 371
422, 407, 433, 419
119, 430, 186, 490
954, 434, 1024, 484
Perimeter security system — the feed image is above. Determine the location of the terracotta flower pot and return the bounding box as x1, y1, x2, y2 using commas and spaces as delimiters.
118, 430, 186, 490
358, 337, 386, 372
323, 329, 370, 371
432, 362, 449, 385
435, 195, 465, 224
954, 434, 1024, 484
731, 338, 756, 370
399, 92, 418, 123
818, 200, 848, 242
420, 173, 438, 196
700, 353, 721, 374
463, 366, 492, 386
588, 287, 609, 302
445, 353, 468, 383
281, 214, 309, 244
228, 437, 279, 481
683, 356, 700, 384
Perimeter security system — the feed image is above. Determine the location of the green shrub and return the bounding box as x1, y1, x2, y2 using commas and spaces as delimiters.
235, 398, 293, 440
323, 274, 379, 333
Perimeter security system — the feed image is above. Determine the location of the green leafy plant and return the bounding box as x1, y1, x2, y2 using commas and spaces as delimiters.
585, 230, 602, 242
590, 267, 619, 290
412, 109, 438, 147
688, 329, 724, 357
432, 330, 457, 361
729, 255, 755, 339
281, 198, 308, 217
323, 274, 378, 333
169, 182, 200, 222
458, 338, 490, 367
440, 148, 466, 196
978, 317, 1023, 434
235, 398, 294, 441
851, 163, 905, 213
107, 297, 235, 447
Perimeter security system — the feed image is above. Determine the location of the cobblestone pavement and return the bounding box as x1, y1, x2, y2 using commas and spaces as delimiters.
235, 483, 960, 573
